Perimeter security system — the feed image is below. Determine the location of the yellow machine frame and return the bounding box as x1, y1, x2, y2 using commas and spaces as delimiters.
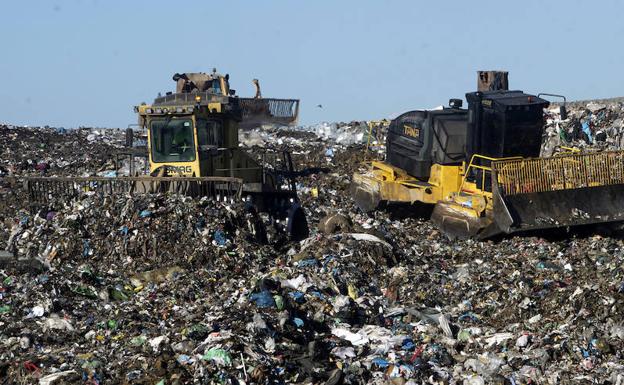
354, 148, 624, 238
352, 161, 462, 205
353, 153, 521, 208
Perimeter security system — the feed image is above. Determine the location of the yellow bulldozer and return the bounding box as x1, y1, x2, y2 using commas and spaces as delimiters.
24, 70, 309, 240
352, 71, 624, 239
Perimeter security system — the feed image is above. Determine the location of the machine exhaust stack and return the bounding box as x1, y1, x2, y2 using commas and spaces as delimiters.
477, 71, 508, 91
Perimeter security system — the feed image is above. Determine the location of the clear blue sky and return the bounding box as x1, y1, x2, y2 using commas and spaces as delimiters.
1, 0, 623, 128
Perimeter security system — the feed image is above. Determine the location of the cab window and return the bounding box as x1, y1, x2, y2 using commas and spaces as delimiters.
150, 118, 195, 162
205, 79, 222, 95
197, 120, 224, 148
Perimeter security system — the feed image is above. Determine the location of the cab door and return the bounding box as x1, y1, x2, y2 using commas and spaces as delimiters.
196, 119, 225, 177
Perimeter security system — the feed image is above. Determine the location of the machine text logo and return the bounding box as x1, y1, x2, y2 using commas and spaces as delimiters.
166, 165, 193, 174
403, 124, 420, 138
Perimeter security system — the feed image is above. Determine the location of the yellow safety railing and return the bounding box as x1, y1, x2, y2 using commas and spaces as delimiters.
459, 154, 523, 194
493, 151, 624, 195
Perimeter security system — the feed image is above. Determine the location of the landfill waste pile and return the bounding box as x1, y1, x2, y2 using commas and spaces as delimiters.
541, 98, 624, 156
0, 125, 132, 178
240, 120, 381, 149
2, 103, 624, 385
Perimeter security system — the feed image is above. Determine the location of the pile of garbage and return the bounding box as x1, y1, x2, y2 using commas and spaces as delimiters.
2, 106, 624, 384
305, 121, 372, 146
542, 98, 624, 156
0, 125, 131, 178
240, 121, 382, 155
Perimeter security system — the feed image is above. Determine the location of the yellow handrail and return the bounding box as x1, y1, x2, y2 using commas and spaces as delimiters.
459, 154, 523, 194
493, 151, 624, 195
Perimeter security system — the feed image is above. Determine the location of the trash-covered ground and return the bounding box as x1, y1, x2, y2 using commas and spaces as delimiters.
2, 107, 624, 385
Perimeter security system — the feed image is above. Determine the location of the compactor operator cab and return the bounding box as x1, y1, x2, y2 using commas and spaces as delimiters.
137, 98, 293, 196
137, 98, 243, 178
136, 71, 258, 181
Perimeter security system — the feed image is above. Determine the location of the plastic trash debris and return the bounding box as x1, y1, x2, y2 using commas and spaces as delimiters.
44, 314, 75, 331
38, 370, 77, 385
331, 326, 369, 346
202, 348, 232, 367
249, 290, 276, 308
213, 229, 227, 246
130, 335, 147, 346
26, 305, 45, 318
149, 335, 168, 352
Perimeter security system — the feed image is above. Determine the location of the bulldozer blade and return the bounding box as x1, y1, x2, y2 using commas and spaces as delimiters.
238, 98, 299, 129
431, 182, 624, 240
491, 150, 624, 235
23, 176, 244, 206
492, 183, 624, 234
